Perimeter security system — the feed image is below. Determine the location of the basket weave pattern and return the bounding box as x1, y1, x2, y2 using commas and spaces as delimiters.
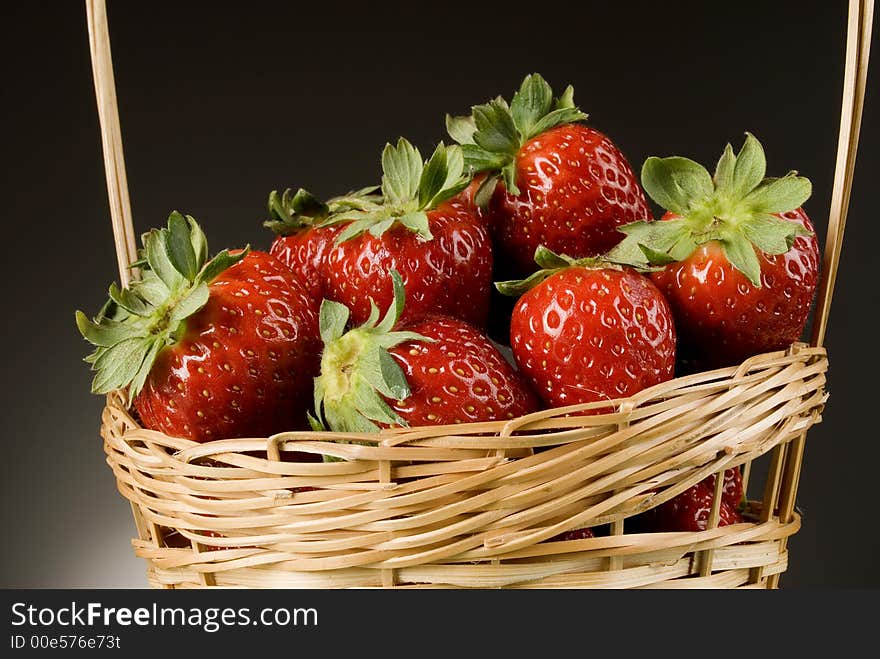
103, 344, 827, 588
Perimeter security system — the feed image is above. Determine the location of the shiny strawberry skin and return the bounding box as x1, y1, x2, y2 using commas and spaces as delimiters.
133, 251, 321, 442
451, 173, 492, 227
650, 209, 819, 369
641, 468, 744, 533
510, 266, 676, 409
451, 174, 482, 211
269, 224, 342, 301
324, 203, 493, 328
653, 485, 743, 532
488, 124, 651, 276
704, 466, 744, 509
387, 315, 540, 425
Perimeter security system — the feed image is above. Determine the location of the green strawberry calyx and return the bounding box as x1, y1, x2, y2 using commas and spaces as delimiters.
310, 270, 433, 434
495, 246, 631, 297
606, 133, 813, 287
263, 186, 380, 236
446, 73, 589, 201
75, 212, 248, 402
321, 138, 472, 245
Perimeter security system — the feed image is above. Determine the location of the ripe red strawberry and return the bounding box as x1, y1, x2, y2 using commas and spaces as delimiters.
77, 213, 321, 442
264, 187, 378, 300
312, 272, 539, 433
447, 74, 651, 277
608, 133, 819, 369
706, 466, 744, 508
325, 206, 492, 329
497, 248, 676, 409
449, 173, 488, 222
320, 139, 492, 329
639, 468, 744, 532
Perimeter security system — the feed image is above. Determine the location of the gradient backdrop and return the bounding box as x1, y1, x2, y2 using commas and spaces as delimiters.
1, 0, 876, 587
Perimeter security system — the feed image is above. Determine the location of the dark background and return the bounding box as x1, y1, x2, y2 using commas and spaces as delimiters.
1, 0, 875, 587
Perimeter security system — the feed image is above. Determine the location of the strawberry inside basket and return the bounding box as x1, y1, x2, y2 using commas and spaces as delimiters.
80, 0, 869, 588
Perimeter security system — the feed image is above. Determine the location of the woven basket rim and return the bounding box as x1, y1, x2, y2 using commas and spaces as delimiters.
105, 342, 827, 450
102, 344, 828, 588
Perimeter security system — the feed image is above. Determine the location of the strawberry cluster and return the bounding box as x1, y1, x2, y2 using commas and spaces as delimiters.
77, 74, 820, 536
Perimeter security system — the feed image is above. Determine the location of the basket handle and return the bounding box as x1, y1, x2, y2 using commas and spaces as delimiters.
87, 0, 872, 337
86, 0, 137, 288
810, 0, 874, 348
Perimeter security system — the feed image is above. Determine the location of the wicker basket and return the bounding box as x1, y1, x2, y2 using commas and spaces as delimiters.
85, 0, 873, 589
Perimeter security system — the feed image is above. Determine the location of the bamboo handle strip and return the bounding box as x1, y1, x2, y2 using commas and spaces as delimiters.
774, 0, 875, 590
811, 0, 873, 347
86, 0, 137, 287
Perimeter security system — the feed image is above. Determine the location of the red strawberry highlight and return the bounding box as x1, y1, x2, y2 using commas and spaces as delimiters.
639, 468, 744, 533
447, 74, 651, 276
498, 247, 676, 410
77, 213, 321, 442
317, 139, 493, 328
265, 187, 379, 300
388, 314, 540, 426
608, 133, 819, 368
312, 271, 539, 433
